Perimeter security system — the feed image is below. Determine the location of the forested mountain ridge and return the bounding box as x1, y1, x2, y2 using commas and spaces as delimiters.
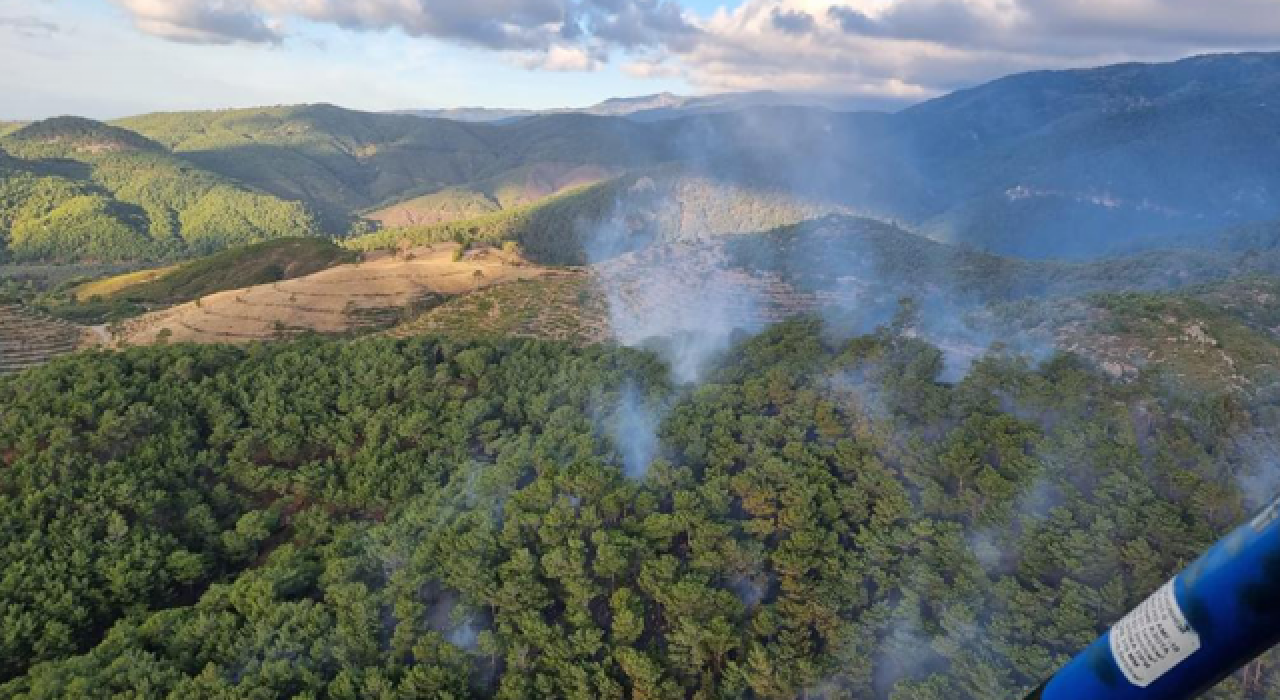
0, 117, 321, 263
396, 89, 897, 123
4, 117, 165, 157
362, 163, 624, 229
114, 105, 674, 231
345, 170, 855, 264
0, 51, 1240, 264
894, 52, 1280, 257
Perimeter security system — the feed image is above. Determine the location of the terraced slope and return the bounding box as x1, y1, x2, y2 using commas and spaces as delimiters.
393, 241, 859, 345
0, 304, 94, 374
390, 273, 610, 343
114, 244, 556, 345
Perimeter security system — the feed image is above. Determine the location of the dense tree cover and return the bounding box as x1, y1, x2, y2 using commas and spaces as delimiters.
344, 181, 621, 265
0, 118, 322, 263
114, 106, 673, 231
346, 173, 849, 266
2, 318, 1277, 698
364, 163, 622, 229
0, 170, 153, 262
0, 335, 666, 687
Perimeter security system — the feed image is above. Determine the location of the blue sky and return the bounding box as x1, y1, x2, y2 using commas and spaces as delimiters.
4, 0, 1280, 120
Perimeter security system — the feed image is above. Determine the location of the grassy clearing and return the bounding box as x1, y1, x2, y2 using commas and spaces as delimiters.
102, 238, 357, 305
73, 265, 181, 301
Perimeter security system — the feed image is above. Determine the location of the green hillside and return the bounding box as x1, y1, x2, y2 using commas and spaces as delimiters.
364, 163, 620, 228
347, 171, 847, 265
368, 186, 502, 227
88, 237, 356, 305
0, 117, 322, 263
74, 53, 1280, 261
38, 238, 357, 324
114, 105, 667, 231
344, 180, 619, 263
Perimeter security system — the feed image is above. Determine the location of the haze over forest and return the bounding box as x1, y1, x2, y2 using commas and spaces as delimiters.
6, 2, 1280, 699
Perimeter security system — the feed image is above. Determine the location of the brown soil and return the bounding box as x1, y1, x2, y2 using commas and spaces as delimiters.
114, 243, 553, 345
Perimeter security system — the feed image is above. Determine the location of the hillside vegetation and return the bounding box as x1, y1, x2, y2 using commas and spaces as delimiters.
365, 163, 621, 228
80, 237, 357, 306
391, 273, 609, 344
0, 118, 321, 262
72, 266, 182, 302
345, 181, 619, 263
347, 172, 848, 265
983, 277, 1280, 393
1, 321, 1277, 697
111, 243, 554, 345
114, 105, 671, 231
0, 303, 94, 374
0, 53, 1268, 263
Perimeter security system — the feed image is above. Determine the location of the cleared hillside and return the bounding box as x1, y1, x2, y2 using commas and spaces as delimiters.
114, 243, 558, 345
391, 273, 609, 344
388, 217, 1280, 385
72, 266, 181, 302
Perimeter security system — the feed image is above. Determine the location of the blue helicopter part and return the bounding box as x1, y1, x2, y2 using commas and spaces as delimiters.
1026, 496, 1280, 699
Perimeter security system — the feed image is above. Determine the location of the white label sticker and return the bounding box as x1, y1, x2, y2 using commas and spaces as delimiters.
1109, 580, 1201, 688
1253, 497, 1280, 531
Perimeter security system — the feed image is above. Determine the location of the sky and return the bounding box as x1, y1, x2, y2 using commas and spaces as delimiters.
4, 0, 1280, 120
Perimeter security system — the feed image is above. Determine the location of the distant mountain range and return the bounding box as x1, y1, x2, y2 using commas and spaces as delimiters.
392, 91, 909, 123
4, 51, 1280, 263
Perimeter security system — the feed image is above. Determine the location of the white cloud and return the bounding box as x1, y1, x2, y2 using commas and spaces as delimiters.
103, 0, 1280, 94
664, 0, 1280, 96
110, 0, 697, 67
522, 44, 602, 71
113, 0, 282, 44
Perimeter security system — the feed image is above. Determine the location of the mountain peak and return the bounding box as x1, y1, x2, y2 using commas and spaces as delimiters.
4, 116, 163, 157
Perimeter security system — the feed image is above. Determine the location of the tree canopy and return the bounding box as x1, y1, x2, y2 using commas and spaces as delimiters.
1, 319, 1275, 698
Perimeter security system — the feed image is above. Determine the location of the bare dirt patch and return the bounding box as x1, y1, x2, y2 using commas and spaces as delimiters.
115, 244, 554, 345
